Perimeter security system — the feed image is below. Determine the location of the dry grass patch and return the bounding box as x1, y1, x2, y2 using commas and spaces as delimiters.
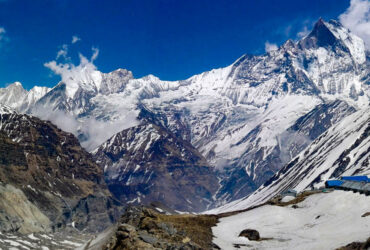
156, 213, 219, 249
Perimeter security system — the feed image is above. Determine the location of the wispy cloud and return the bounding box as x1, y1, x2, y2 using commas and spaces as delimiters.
294, 19, 316, 40
91, 47, 99, 62
55, 35, 82, 60
297, 26, 309, 39
273, 18, 315, 42
0, 27, 8, 47
44, 47, 100, 96
340, 0, 370, 49
0, 27, 5, 36
265, 41, 278, 52
46, 31, 100, 95
56, 44, 69, 60
71, 35, 81, 44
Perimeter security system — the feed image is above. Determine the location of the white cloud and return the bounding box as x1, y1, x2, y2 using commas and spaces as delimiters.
340, 0, 370, 49
265, 41, 278, 52
91, 47, 99, 62
71, 35, 81, 44
33, 102, 138, 151
56, 44, 69, 60
79, 113, 139, 151
44, 48, 101, 97
56, 36, 83, 60
32, 106, 80, 135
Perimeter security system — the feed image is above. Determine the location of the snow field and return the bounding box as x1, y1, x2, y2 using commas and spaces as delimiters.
212, 191, 370, 249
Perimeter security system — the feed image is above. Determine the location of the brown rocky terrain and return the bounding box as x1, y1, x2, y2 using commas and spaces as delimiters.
0, 105, 122, 233
101, 206, 219, 250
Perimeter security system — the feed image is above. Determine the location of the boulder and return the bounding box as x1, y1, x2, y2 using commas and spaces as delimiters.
239, 229, 260, 241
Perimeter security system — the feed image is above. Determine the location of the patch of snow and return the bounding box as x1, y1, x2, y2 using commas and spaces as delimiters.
39, 234, 51, 240
60, 240, 82, 247
155, 207, 164, 213
281, 196, 295, 203
3, 240, 22, 247
213, 191, 370, 249
27, 234, 38, 241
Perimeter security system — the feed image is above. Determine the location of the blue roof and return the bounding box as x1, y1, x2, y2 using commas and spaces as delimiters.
326, 180, 343, 187
340, 176, 369, 182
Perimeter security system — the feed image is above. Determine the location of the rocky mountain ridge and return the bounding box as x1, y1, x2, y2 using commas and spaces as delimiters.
92, 108, 219, 212
0, 105, 122, 233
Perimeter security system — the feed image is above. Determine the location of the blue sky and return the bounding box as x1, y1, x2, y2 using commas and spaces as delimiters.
0, 0, 359, 89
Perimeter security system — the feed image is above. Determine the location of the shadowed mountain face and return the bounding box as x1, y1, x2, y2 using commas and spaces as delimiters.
93, 115, 220, 212
299, 18, 340, 49
0, 105, 122, 233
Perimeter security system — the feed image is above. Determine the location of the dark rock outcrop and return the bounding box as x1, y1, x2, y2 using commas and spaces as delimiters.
103, 206, 218, 250
239, 229, 260, 241
336, 237, 370, 250
0, 106, 122, 233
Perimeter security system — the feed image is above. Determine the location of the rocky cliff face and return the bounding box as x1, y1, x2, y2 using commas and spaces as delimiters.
0, 105, 122, 233
93, 109, 220, 212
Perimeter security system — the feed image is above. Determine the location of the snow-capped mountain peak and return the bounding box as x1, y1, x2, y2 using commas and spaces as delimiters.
100, 68, 133, 95
0, 82, 27, 108
299, 19, 366, 65
11, 81, 23, 87
0, 82, 50, 112
299, 18, 339, 49
60, 63, 102, 98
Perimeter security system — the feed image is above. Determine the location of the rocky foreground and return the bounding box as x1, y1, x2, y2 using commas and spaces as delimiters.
77, 191, 369, 250
81, 205, 218, 250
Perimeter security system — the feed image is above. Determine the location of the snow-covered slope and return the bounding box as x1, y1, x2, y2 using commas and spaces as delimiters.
0, 18, 369, 207
212, 191, 370, 249
208, 108, 370, 214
